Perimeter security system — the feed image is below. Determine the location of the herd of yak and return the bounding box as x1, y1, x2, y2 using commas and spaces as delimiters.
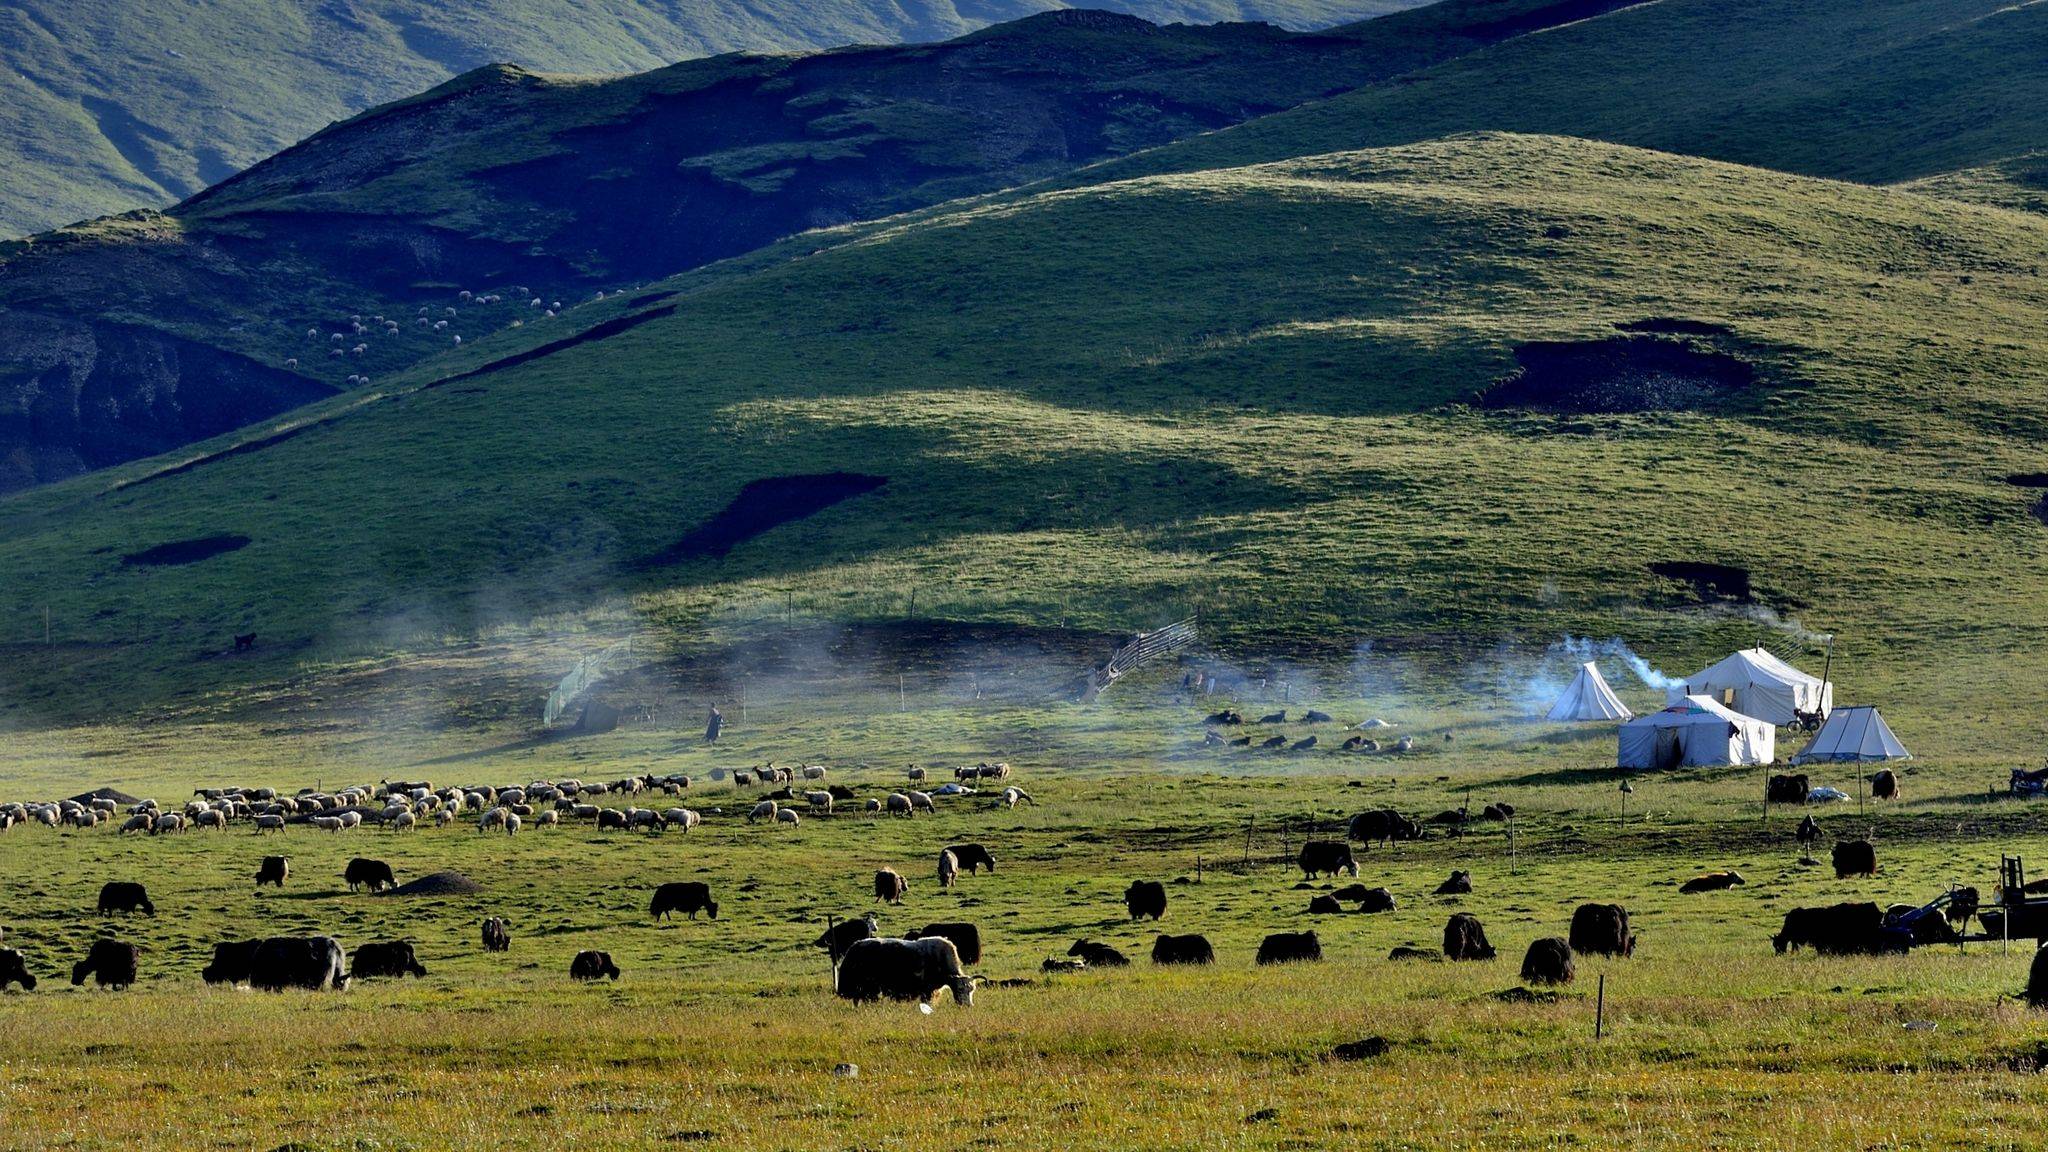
0, 767, 2032, 1006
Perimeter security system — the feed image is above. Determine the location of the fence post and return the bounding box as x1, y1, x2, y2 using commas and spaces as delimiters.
1595, 974, 1606, 1039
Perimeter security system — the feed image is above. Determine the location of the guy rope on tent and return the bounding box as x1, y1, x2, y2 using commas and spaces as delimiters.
1083, 618, 1198, 701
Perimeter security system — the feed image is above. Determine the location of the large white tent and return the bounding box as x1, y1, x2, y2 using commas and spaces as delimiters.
1790, 706, 1910, 764
1618, 696, 1776, 769
1547, 661, 1633, 721
1682, 647, 1833, 726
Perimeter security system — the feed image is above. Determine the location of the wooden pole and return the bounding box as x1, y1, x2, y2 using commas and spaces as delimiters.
898, 674, 905, 713
1596, 974, 1606, 1039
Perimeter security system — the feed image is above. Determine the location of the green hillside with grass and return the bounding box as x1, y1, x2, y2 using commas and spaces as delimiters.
0, 0, 1423, 239
5, 132, 2046, 729
1089, 0, 2048, 187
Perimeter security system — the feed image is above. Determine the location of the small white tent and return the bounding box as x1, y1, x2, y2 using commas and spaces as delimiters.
1546, 662, 1633, 721
1683, 647, 1833, 726
1790, 705, 1910, 764
1617, 695, 1776, 769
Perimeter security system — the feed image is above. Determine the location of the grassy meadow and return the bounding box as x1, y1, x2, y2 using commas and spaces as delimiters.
3, 651, 2048, 1149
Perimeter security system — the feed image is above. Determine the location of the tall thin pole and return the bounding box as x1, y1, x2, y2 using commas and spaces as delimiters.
1595, 974, 1606, 1039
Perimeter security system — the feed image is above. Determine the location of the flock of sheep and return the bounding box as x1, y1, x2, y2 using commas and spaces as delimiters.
283, 283, 634, 386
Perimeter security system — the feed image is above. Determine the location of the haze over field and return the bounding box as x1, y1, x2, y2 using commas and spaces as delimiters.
3, 1, 2048, 1148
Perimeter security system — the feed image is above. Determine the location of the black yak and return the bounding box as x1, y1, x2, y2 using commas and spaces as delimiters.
1569, 904, 1636, 958
1124, 880, 1167, 921
0, 948, 36, 991
1680, 871, 1745, 894
905, 922, 982, 966
1297, 840, 1357, 879
1348, 809, 1420, 847
1150, 934, 1214, 965
835, 937, 974, 1005
97, 881, 154, 915
650, 882, 719, 921
1833, 840, 1877, 879
349, 941, 427, 979
943, 844, 997, 874
1772, 903, 1909, 955
250, 937, 348, 991
482, 917, 511, 953
72, 940, 141, 989
1521, 938, 1574, 985
343, 858, 396, 893
255, 856, 289, 888
201, 940, 262, 985
1444, 913, 1496, 961
1067, 940, 1129, 967
571, 950, 620, 981
1256, 931, 1321, 965
814, 914, 879, 964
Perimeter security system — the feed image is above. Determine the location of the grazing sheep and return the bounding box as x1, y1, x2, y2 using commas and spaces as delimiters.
1124, 880, 1168, 921
908, 791, 936, 814
650, 882, 719, 921
72, 940, 140, 989
390, 811, 417, 832
834, 937, 974, 1006
503, 813, 521, 835
864, 798, 883, 813
255, 856, 289, 888
596, 808, 627, 831
776, 808, 801, 827
482, 917, 510, 953
1000, 786, 1034, 809
311, 815, 343, 832
907, 768, 927, 782
937, 850, 960, 890
748, 801, 778, 824
886, 793, 913, 817
153, 812, 185, 834
119, 813, 151, 834
875, 869, 907, 904
478, 807, 509, 832
803, 766, 827, 781
806, 791, 834, 814
663, 808, 701, 831
193, 809, 227, 830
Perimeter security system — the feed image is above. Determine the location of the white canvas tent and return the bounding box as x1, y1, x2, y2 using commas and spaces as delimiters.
1547, 662, 1633, 721
1617, 695, 1776, 769
1790, 705, 1909, 764
1682, 647, 1833, 726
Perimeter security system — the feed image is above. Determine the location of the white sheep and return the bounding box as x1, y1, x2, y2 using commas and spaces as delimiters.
663, 808, 700, 831
312, 815, 342, 832
806, 791, 833, 814
390, 811, 417, 832
937, 849, 959, 889
776, 808, 800, 827
1000, 787, 1034, 809
748, 800, 778, 824
504, 813, 521, 835
478, 806, 508, 832
908, 791, 936, 813
253, 814, 285, 832
338, 811, 362, 830
803, 766, 827, 780
886, 793, 912, 817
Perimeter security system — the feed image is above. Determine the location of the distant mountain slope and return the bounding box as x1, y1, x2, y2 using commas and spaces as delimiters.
6, 133, 2047, 718
1087, 0, 2048, 186
0, 0, 1423, 238
0, 4, 1613, 492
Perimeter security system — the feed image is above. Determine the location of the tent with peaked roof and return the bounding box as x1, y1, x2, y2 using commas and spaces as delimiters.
1617, 695, 1775, 769
1682, 647, 1833, 726
1546, 662, 1633, 721
1790, 706, 1910, 764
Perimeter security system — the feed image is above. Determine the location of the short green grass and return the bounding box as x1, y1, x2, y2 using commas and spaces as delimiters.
2, 661, 2047, 1151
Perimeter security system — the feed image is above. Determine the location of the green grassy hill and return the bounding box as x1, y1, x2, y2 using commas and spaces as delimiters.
5, 132, 2046, 727
0, 3, 1622, 493
1088, 0, 2048, 186
0, 0, 1424, 239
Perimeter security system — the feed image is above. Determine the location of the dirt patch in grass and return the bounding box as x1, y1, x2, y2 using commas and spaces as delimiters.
384, 870, 484, 896
644, 473, 888, 564
1649, 560, 1753, 603
1615, 318, 1733, 337
1479, 336, 1754, 413
120, 534, 250, 566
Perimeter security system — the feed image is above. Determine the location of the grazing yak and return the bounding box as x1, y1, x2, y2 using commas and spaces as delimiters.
1067, 940, 1129, 967
1569, 904, 1636, 958
1388, 946, 1442, 961
943, 844, 997, 875
571, 951, 620, 981
1348, 809, 1421, 848
1680, 871, 1746, 894
97, 882, 155, 915
836, 937, 975, 1006
250, 937, 349, 991
1772, 902, 1909, 955
1308, 894, 1344, 915
1871, 769, 1901, 801
73, 940, 141, 989
344, 858, 396, 893
2027, 947, 2048, 1008
482, 917, 511, 953
905, 922, 982, 965
255, 856, 289, 888
1297, 840, 1358, 880
875, 869, 908, 905
1833, 840, 1878, 879
1435, 870, 1473, 895
1521, 938, 1575, 985
1766, 773, 1810, 805
1443, 913, 1496, 961
1124, 881, 1168, 921
650, 882, 720, 921
1150, 934, 1215, 965
1256, 931, 1322, 965
201, 940, 262, 985
0, 948, 36, 990
350, 941, 428, 980
814, 914, 880, 964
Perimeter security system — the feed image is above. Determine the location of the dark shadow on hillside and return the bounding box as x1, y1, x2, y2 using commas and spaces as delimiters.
122, 534, 250, 566
641, 473, 887, 566
1478, 336, 1754, 414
